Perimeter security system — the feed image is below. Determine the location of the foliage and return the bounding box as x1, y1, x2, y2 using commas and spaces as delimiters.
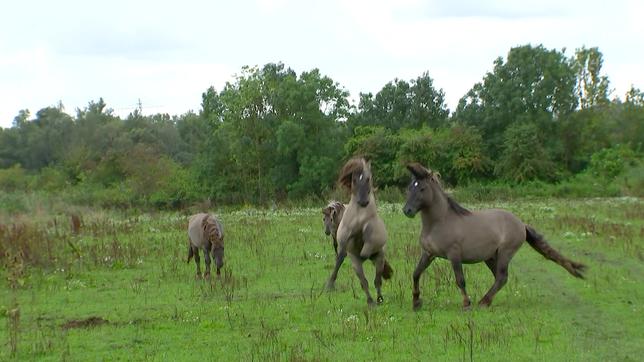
0, 45, 643, 207
197, 64, 350, 203
495, 122, 561, 182
349, 72, 449, 131
455, 44, 577, 159
0, 165, 31, 192
588, 145, 637, 179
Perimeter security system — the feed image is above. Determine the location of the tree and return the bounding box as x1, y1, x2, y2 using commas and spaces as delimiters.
196, 63, 350, 203
574, 46, 610, 109
344, 126, 402, 187
397, 125, 490, 185
495, 122, 560, 182
455, 44, 578, 159
349, 72, 448, 131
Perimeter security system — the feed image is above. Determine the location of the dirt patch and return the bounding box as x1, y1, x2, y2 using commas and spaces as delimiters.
62, 316, 109, 330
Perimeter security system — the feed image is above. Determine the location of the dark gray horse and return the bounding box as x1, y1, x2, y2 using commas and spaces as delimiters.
187, 213, 224, 278
326, 157, 393, 306
403, 163, 586, 310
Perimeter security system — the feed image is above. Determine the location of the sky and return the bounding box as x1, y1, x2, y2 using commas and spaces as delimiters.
1, 0, 642, 128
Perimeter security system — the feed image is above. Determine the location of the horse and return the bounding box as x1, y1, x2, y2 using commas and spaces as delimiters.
325, 157, 394, 306
402, 162, 586, 310
187, 213, 225, 278
322, 201, 346, 255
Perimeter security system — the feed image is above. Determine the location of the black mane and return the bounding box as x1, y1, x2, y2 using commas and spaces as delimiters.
446, 195, 471, 216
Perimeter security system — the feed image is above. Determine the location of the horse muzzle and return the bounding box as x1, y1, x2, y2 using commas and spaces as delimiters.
357, 200, 370, 207
403, 206, 417, 218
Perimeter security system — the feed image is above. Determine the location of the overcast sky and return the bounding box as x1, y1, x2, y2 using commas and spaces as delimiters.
1, 0, 642, 128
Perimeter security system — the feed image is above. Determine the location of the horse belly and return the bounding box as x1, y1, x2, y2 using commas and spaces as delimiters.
460, 242, 497, 263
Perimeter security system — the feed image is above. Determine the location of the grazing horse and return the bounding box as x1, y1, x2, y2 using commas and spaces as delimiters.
326, 157, 394, 306
322, 201, 346, 255
403, 163, 586, 310
187, 213, 225, 278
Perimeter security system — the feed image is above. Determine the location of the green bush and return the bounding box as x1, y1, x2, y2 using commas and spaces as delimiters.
0, 165, 32, 192
0, 192, 28, 214
588, 145, 637, 179
32, 166, 70, 191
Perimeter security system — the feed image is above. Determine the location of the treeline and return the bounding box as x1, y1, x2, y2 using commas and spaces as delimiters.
0, 44, 642, 208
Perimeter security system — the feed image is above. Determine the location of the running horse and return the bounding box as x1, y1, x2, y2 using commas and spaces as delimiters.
403, 162, 586, 310
325, 157, 393, 306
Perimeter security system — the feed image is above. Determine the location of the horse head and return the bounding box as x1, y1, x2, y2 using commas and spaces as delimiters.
403, 162, 439, 217
338, 157, 373, 207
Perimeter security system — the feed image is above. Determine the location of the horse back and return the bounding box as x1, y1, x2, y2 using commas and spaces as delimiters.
463, 209, 526, 247
187, 213, 209, 248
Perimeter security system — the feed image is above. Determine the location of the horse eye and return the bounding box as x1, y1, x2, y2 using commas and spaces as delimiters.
413, 181, 419, 187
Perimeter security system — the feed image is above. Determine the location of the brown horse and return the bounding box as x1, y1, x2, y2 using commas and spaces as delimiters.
187, 213, 225, 278
326, 158, 393, 306
403, 163, 586, 310
322, 201, 346, 255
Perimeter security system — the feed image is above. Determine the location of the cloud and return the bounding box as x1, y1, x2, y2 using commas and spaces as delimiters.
1, 0, 642, 127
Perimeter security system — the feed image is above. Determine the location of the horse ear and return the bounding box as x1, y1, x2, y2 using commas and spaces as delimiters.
406, 162, 430, 179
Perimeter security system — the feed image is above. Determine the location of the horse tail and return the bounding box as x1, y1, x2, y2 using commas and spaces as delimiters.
382, 259, 394, 280
525, 225, 586, 279
187, 244, 193, 263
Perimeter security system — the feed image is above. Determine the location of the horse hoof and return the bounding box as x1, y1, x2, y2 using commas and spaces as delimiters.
462, 303, 472, 311
204, 272, 211, 279
413, 299, 423, 311
325, 281, 336, 292
367, 300, 377, 308
377, 296, 384, 304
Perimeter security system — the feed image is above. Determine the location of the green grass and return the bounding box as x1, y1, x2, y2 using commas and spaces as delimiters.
1, 198, 642, 361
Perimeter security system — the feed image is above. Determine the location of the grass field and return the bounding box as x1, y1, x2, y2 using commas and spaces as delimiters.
1, 197, 642, 361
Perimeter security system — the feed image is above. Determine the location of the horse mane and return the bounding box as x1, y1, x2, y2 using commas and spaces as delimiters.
202, 214, 224, 248
407, 162, 471, 216
323, 201, 345, 215
446, 195, 471, 216
337, 158, 367, 189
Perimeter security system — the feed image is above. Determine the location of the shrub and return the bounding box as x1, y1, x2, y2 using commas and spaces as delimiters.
0, 165, 31, 192
588, 145, 637, 179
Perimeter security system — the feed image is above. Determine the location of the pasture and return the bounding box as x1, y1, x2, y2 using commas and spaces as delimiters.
1, 197, 642, 361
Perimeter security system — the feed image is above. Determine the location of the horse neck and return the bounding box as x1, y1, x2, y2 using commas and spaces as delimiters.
348, 192, 377, 214
420, 184, 449, 231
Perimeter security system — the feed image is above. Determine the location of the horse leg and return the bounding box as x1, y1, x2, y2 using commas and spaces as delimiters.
484, 257, 497, 278
326, 245, 347, 291
203, 247, 211, 279
187, 243, 193, 263
371, 251, 385, 304
412, 252, 435, 311
479, 257, 510, 307
332, 236, 338, 256
450, 258, 471, 310
192, 246, 201, 279
349, 254, 375, 306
